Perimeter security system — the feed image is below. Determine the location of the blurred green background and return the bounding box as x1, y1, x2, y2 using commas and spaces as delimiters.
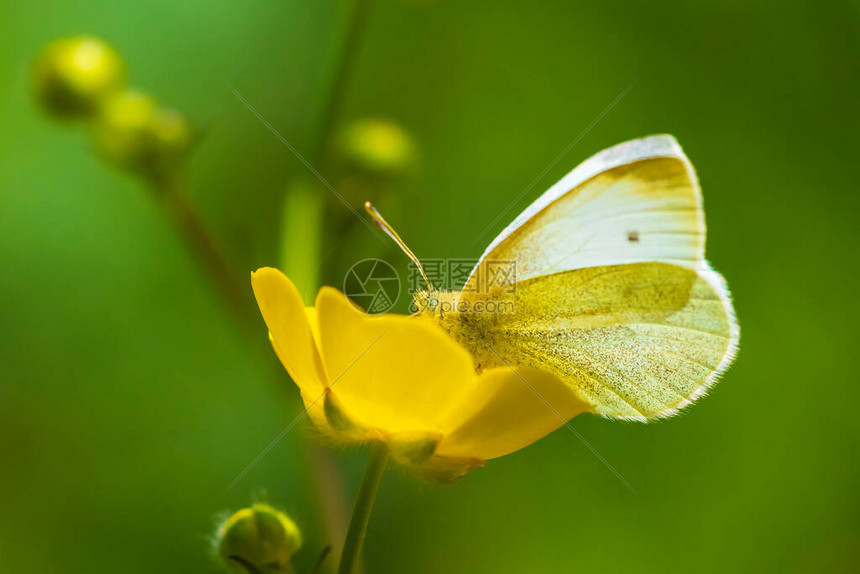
1, 0, 858, 572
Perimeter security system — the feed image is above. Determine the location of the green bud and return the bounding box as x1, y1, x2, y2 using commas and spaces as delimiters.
91, 90, 156, 170
216, 503, 302, 573
336, 118, 417, 179
90, 90, 193, 181
150, 108, 193, 165
32, 36, 125, 120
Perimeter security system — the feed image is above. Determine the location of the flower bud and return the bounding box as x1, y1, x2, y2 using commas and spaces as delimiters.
216, 503, 302, 573
90, 90, 193, 181
91, 90, 156, 170
32, 36, 125, 120
336, 118, 417, 179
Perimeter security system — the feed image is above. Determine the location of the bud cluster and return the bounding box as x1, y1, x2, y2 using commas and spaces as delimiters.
32, 36, 193, 183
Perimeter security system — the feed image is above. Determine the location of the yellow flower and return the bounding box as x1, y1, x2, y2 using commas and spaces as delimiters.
251, 267, 591, 482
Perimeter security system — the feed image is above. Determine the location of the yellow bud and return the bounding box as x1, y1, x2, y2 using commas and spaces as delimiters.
216, 504, 302, 574
91, 90, 193, 181
32, 36, 125, 120
336, 118, 417, 178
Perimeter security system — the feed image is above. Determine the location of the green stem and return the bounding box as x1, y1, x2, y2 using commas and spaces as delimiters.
274, 2, 374, 570
155, 175, 254, 329
279, 179, 324, 303
337, 442, 388, 574
311, 0, 372, 165
278, 3, 373, 569
281, 0, 371, 292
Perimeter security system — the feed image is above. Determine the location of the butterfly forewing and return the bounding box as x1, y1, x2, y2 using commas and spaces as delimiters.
463, 135, 705, 294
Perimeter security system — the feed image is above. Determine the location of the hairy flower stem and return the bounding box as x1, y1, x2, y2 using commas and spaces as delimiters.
337, 442, 388, 574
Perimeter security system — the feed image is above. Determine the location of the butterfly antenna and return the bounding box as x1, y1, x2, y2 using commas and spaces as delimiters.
364, 201, 433, 291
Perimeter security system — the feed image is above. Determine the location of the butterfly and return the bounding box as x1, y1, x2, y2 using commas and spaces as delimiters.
366, 135, 738, 421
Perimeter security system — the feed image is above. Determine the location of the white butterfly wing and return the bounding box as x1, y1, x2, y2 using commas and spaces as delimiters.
463, 135, 705, 292
453, 135, 738, 420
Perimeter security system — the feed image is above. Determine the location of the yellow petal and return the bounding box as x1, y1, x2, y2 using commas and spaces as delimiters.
315, 286, 475, 435
305, 307, 321, 343
436, 365, 592, 461
251, 268, 328, 422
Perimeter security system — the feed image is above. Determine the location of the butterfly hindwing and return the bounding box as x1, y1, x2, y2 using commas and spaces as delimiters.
459, 262, 738, 420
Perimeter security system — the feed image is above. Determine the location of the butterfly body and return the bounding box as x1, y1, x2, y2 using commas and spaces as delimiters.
414, 288, 496, 369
